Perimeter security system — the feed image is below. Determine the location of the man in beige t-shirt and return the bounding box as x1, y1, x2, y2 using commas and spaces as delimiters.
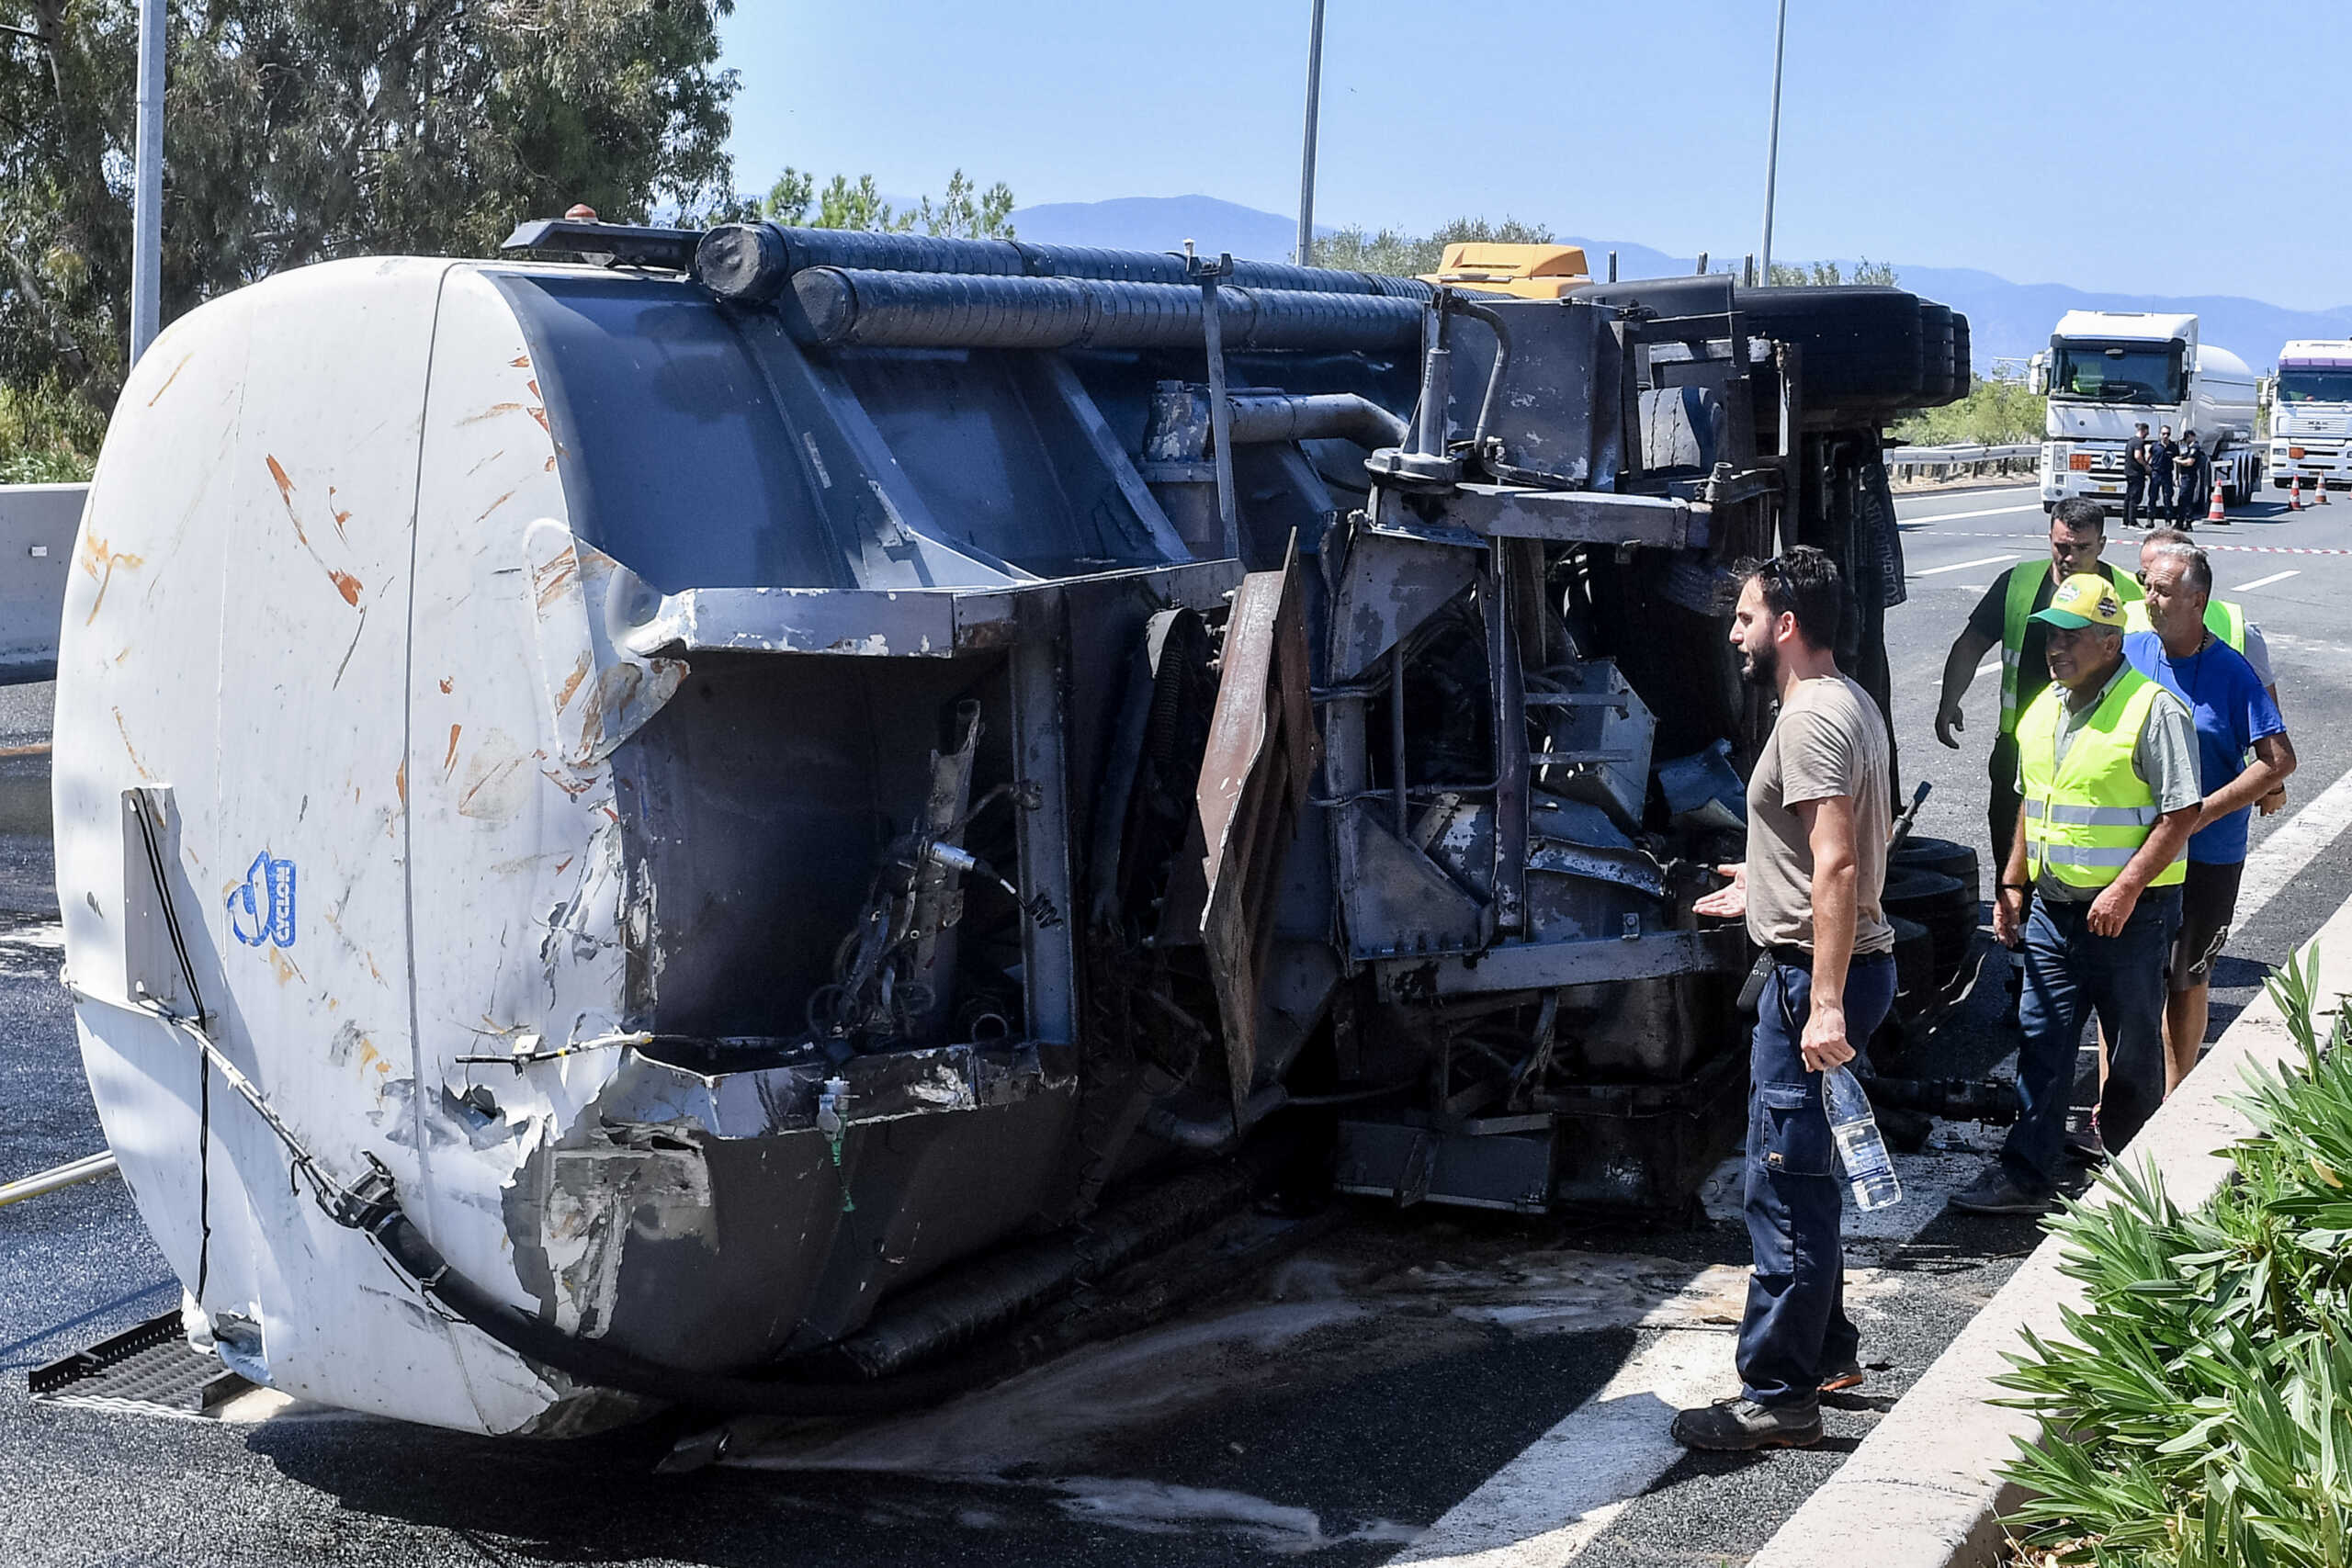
1672, 547, 1899, 1453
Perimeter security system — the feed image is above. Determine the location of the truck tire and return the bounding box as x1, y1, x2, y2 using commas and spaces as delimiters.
1916, 303, 1956, 404
1736, 286, 1924, 408
1951, 313, 1972, 391
1890, 834, 1981, 908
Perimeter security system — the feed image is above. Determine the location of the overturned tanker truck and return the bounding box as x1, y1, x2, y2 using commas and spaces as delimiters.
54, 217, 1964, 1433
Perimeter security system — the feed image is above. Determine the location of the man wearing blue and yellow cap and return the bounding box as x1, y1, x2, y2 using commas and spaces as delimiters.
1953, 572, 2202, 1214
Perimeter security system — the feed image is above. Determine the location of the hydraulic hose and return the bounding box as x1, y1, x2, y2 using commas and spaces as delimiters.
696, 221, 1430, 305
785, 267, 1423, 355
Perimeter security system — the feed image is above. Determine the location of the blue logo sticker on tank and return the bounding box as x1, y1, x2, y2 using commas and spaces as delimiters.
228, 852, 297, 949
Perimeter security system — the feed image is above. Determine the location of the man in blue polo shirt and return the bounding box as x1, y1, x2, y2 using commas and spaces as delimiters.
2125, 538, 2297, 1091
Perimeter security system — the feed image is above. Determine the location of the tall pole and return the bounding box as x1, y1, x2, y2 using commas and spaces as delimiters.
1758, 0, 1788, 284
1295, 0, 1327, 266
130, 0, 164, 363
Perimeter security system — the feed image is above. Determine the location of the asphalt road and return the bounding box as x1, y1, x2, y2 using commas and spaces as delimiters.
1, 480, 2348, 1566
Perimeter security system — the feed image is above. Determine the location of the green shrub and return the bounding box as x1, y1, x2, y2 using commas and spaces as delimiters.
0, 377, 105, 484
1996, 948, 2352, 1565
1892, 373, 2047, 448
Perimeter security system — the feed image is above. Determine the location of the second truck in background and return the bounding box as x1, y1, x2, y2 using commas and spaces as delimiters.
2032, 310, 2261, 513
2268, 340, 2352, 492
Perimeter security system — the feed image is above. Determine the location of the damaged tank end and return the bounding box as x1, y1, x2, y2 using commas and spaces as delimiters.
51, 218, 1964, 1433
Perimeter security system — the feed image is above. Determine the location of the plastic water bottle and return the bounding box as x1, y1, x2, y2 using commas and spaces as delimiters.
1824, 1066, 1902, 1210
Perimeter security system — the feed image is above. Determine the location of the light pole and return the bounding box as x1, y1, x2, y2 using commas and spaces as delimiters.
1758, 0, 1788, 285
130, 0, 164, 363
1295, 0, 1327, 266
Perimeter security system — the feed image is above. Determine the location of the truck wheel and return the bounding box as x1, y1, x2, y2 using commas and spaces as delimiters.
1736, 286, 1924, 408
1951, 313, 1973, 391
1916, 303, 1956, 404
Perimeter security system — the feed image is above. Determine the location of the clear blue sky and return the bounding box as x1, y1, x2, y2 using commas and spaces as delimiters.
719, 1, 2344, 310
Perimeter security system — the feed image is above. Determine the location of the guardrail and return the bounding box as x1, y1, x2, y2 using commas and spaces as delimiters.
1884, 443, 2038, 481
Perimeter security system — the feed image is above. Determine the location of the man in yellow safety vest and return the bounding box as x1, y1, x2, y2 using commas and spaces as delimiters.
1935, 498, 2145, 880
1953, 572, 2201, 1214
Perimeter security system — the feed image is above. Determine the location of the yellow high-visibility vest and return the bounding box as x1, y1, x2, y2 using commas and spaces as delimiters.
2016, 667, 2188, 891
2001, 563, 2144, 736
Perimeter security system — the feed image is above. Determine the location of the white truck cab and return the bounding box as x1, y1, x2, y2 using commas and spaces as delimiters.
2031, 310, 2262, 513
2267, 340, 2352, 491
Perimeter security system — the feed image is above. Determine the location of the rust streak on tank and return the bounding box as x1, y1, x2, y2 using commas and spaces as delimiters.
475, 489, 517, 523
460, 402, 528, 425
554, 654, 590, 711
394, 760, 407, 807
145, 354, 192, 406
111, 707, 153, 781
78, 535, 146, 625
329, 570, 363, 606
439, 677, 454, 694
444, 724, 463, 774
265, 455, 308, 545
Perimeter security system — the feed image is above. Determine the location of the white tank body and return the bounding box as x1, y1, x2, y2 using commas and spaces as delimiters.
60, 259, 687, 1433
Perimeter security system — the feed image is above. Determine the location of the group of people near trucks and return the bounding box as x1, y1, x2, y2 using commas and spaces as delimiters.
1670, 498, 2296, 1451
2122, 421, 2214, 529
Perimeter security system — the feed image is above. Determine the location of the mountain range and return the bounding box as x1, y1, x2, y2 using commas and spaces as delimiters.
1008, 195, 2352, 374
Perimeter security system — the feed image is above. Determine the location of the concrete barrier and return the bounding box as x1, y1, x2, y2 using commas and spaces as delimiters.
0, 483, 81, 682
0, 482, 77, 836
1749, 892, 2352, 1567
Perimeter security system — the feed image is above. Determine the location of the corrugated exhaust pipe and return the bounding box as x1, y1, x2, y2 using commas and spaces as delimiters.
783, 267, 1423, 355
697, 220, 1430, 305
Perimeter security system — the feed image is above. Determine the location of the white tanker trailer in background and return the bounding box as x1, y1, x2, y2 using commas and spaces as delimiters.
2032, 310, 2262, 512
2267, 340, 2352, 492
52, 218, 1964, 1435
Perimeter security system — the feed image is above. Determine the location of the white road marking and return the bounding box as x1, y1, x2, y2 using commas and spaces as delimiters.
2234, 764, 2352, 935
1392, 1331, 1735, 1566
1975, 658, 2000, 677
1911, 553, 2018, 579
1898, 502, 2044, 525
2233, 569, 2301, 592
1400, 1140, 1977, 1566
1957, 583, 1988, 592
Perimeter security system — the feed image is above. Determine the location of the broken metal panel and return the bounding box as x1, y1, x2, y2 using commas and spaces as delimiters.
1326, 523, 1481, 685
1433, 485, 1708, 549
619, 559, 1244, 661
1193, 557, 1315, 1118
1337, 808, 1495, 960
1332, 1120, 1554, 1214
1011, 603, 1079, 1046
1374, 927, 1748, 1000
1530, 660, 1653, 829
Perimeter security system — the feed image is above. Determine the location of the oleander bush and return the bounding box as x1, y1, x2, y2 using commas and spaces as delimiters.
0, 376, 104, 484
1996, 948, 2352, 1566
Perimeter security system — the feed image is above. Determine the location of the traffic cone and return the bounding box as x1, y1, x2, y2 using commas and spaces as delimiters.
2209, 477, 2227, 524
2290, 477, 2303, 511
2322, 477, 2333, 505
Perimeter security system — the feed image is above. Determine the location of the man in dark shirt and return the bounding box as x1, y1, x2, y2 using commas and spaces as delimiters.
2151, 425, 2178, 520
2171, 431, 2208, 527
1935, 500, 2144, 870
2122, 422, 2153, 530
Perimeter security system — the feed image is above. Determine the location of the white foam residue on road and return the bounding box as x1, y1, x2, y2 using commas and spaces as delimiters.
0, 919, 63, 976
1052, 1478, 1419, 1554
